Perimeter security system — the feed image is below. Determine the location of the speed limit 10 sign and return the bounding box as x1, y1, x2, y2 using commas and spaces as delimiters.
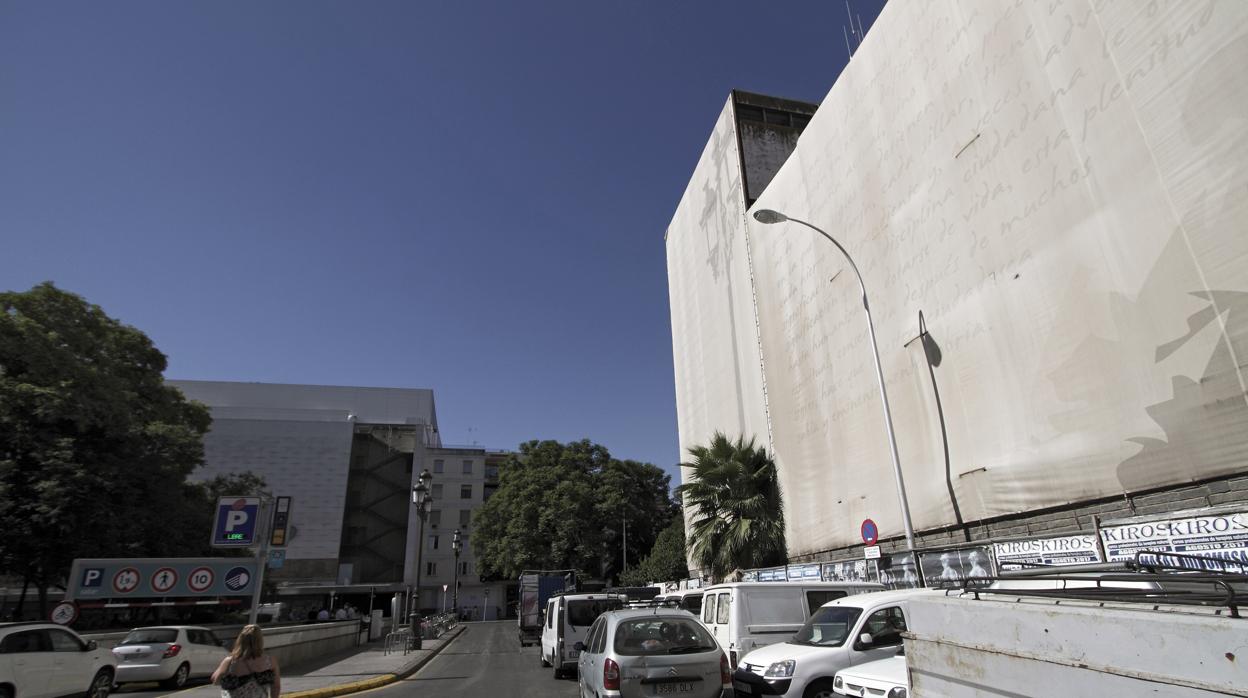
188, 567, 215, 592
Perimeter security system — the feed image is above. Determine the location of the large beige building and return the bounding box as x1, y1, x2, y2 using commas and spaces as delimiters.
666, 2, 1248, 576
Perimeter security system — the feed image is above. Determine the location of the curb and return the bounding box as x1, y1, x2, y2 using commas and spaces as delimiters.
282, 625, 467, 698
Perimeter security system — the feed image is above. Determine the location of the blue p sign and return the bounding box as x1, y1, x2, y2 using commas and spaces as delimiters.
212, 497, 261, 547
81, 568, 103, 588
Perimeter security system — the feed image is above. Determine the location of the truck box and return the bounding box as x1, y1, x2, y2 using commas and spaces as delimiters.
518, 570, 573, 646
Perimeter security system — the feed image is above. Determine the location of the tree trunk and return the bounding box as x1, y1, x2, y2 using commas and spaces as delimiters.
36, 567, 48, 621
13, 573, 30, 620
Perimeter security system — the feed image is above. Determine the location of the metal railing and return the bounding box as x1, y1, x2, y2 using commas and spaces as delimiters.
382, 612, 459, 655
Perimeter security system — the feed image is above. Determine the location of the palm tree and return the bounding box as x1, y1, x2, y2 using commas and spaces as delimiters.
676, 433, 786, 582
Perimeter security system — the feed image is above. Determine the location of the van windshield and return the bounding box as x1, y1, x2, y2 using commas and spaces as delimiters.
567, 598, 623, 627
791, 606, 862, 647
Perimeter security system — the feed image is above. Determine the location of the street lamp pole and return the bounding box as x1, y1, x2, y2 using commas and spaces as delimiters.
411, 469, 433, 648
752, 209, 919, 561
451, 528, 462, 616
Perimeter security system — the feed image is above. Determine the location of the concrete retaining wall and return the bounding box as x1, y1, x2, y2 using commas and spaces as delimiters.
84, 621, 364, 668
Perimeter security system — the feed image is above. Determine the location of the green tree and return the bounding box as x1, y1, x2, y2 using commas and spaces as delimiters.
0, 283, 213, 615
472, 439, 676, 582
676, 432, 785, 582
620, 514, 688, 586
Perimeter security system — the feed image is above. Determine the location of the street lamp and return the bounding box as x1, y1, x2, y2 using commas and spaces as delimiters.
752, 209, 919, 562
410, 468, 433, 648
451, 528, 462, 616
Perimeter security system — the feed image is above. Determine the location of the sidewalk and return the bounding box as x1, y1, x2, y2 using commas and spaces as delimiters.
172, 625, 466, 698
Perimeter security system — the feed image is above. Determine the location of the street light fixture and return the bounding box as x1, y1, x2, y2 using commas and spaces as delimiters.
451, 528, 462, 616
410, 468, 433, 648
752, 208, 919, 563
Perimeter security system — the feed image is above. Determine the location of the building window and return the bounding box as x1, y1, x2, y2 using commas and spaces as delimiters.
433, 459, 444, 474
462, 459, 472, 474
429, 510, 441, 528
431, 535, 439, 550
432, 484, 443, 499
426, 562, 436, 576
460, 484, 472, 499
460, 561, 469, 575
459, 509, 471, 527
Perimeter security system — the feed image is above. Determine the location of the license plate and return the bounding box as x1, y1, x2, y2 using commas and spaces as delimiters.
124, 654, 149, 662
732, 679, 753, 694
655, 682, 694, 695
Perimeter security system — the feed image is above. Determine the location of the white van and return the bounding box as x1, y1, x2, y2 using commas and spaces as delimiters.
656, 588, 704, 616
731, 589, 937, 698
699, 581, 883, 667
539, 592, 624, 678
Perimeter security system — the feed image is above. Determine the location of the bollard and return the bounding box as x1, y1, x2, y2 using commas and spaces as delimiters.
408, 613, 423, 650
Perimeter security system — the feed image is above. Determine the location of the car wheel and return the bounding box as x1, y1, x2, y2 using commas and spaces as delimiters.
87, 670, 113, 698
162, 663, 191, 689
803, 679, 837, 698
1, 684, 13, 698
553, 665, 563, 680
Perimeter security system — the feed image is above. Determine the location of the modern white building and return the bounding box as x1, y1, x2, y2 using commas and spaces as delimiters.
170, 380, 508, 618
666, 2, 1248, 572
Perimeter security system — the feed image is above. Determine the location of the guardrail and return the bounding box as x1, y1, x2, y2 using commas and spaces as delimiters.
382, 613, 459, 655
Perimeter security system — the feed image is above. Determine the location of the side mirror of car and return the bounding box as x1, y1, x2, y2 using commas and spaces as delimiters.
857, 633, 874, 648
85, 640, 98, 651
574, 641, 586, 652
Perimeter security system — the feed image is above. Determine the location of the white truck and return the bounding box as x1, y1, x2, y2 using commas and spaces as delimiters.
903, 570, 1248, 696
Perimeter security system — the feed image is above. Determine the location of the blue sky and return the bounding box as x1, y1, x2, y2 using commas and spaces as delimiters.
0, 0, 884, 485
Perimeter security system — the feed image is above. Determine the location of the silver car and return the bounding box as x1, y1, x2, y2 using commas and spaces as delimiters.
576, 610, 729, 698
112, 626, 227, 688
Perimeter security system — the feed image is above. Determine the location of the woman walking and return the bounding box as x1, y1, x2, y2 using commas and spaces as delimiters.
213, 624, 282, 698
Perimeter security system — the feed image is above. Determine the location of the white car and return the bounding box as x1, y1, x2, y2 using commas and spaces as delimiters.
0, 622, 116, 698
111, 626, 227, 689
833, 653, 907, 697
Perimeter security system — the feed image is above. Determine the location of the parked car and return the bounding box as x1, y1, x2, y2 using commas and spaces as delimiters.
576, 610, 730, 698
699, 581, 884, 667
0, 622, 115, 698
731, 589, 936, 698
111, 626, 227, 689
540, 593, 625, 679
832, 652, 907, 697
657, 589, 705, 616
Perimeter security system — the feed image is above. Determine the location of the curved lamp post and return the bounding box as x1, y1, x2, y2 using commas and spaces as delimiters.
410, 468, 433, 647
451, 528, 462, 616
752, 209, 919, 561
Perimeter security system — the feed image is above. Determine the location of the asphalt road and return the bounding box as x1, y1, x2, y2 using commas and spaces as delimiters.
380, 620, 580, 698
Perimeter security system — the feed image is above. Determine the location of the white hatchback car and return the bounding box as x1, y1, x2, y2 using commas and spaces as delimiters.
112, 626, 227, 689
0, 622, 116, 698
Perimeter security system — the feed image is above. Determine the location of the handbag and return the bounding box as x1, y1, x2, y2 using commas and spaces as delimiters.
219, 659, 272, 698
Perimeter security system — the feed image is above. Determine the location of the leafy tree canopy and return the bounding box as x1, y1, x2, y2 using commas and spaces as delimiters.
676, 432, 786, 582
620, 513, 688, 586
473, 439, 677, 582
0, 283, 261, 613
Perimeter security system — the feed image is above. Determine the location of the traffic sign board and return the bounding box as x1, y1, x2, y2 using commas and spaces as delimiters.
113, 567, 141, 594
212, 496, 262, 547
224, 566, 252, 592
267, 550, 285, 569
864, 545, 882, 560
67, 558, 259, 600
187, 567, 215, 593
861, 519, 879, 546
151, 567, 178, 593
51, 601, 78, 625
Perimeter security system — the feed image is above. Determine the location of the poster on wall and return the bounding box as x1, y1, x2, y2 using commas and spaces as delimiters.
917, 547, 994, 589
822, 559, 876, 584
756, 567, 787, 582
1099, 509, 1248, 568
787, 563, 821, 581
994, 535, 1102, 569
876, 553, 920, 590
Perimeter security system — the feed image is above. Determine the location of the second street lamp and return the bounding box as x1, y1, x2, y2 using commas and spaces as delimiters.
410, 468, 433, 648
451, 528, 462, 616
752, 208, 919, 567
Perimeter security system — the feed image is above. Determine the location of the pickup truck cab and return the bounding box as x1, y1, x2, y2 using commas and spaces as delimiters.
731, 589, 935, 698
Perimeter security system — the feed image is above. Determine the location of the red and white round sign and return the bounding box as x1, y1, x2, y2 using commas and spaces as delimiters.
50, 601, 79, 625
151, 567, 178, 594
188, 566, 215, 593
112, 567, 141, 594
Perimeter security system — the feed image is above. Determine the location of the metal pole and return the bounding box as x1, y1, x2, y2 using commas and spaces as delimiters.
787, 216, 919, 559
248, 496, 272, 625
412, 504, 425, 648
622, 517, 627, 573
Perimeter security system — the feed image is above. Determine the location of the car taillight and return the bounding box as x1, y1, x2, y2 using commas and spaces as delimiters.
603, 657, 620, 690
720, 654, 731, 686
162, 644, 182, 658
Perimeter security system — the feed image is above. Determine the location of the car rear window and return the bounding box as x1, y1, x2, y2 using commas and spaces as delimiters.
612, 617, 718, 656
566, 598, 623, 627
121, 628, 178, 645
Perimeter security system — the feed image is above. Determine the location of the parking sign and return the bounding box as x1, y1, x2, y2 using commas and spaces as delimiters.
212, 496, 261, 547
